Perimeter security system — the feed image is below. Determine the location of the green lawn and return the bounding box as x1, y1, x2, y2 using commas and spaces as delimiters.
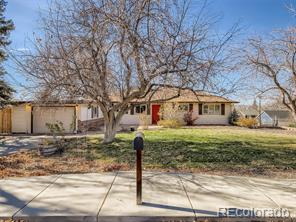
70, 127, 296, 176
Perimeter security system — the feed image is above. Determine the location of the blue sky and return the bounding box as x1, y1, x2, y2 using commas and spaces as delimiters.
4, 0, 295, 100
207, 0, 294, 34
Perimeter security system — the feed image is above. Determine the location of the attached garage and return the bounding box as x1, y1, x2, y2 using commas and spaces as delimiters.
3, 100, 100, 134
32, 106, 76, 133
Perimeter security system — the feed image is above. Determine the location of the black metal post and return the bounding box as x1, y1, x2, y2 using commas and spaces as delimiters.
133, 132, 144, 205
136, 149, 142, 205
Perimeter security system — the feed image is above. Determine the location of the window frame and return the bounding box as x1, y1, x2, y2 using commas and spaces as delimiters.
90, 106, 99, 118
203, 104, 221, 115
135, 104, 147, 114
178, 103, 189, 112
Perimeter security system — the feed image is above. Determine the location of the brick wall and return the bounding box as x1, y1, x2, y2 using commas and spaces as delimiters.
78, 118, 104, 132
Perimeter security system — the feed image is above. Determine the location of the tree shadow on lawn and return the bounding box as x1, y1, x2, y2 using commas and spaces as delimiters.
87, 137, 296, 173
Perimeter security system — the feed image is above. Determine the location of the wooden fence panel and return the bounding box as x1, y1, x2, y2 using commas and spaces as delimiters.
0, 108, 11, 133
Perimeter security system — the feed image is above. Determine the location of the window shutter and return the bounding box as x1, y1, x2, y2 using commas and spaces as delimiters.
130, 105, 134, 115
147, 103, 150, 115
221, 104, 225, 115
189, 103, 193, 112
198, 104, 203, 115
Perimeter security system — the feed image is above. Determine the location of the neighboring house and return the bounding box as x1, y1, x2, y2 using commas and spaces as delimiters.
236, 105, 295, 127
258, 110, 295, 127
256, 111, 274, 126
0, 100, 103, 134
236, 105, 259, 119
119, 88, 238, 126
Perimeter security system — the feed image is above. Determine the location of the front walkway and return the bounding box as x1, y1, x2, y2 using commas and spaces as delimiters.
0, 172, 295, 222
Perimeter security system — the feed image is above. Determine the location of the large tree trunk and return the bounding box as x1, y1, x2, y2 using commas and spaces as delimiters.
282, 98, 296, 124
103, 122, 118, 143
291, 110, 296, 124
102, 110, 124, 143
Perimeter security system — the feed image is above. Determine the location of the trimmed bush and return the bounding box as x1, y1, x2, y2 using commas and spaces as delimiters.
229, 109, 240, 125
157, 119, 182, 128
236, 118, 257, 128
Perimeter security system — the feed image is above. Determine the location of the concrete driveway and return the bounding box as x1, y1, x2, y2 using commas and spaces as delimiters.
0, 135, 41, 156
0, 132, 103, 156
0, 172, 295, 222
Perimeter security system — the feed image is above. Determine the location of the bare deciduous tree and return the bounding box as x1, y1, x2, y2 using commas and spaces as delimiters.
12, 0, 238, 143
245, 28, 296, 122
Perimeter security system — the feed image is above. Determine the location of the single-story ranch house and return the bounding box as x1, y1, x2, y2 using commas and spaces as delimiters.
0, 88, 238, 134
120, 88, 238, 126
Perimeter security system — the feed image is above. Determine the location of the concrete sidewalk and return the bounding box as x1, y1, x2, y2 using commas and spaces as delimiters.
0, 172, 295, 222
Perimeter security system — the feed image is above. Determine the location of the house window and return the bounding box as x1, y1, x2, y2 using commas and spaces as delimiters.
178, 104, 189, 111
91, 106, 99, 118
203, 104, 220, 115
140, 105, 146, 113
135, 104, 146, 114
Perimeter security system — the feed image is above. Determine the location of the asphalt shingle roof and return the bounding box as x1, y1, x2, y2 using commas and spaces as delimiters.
116, 88, 238, 104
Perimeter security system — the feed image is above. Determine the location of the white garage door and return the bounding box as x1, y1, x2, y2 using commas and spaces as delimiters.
33, 106, 75, 133
11, 105, 31, 133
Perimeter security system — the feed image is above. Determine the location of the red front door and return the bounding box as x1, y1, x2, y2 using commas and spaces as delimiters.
152, 104, 161, 124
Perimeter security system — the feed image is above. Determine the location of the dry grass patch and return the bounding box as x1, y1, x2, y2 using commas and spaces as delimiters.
0, 147, 130, 179
1, 127, 296, 179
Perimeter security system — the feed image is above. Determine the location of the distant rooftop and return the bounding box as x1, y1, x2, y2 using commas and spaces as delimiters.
236, 105, 259, 116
